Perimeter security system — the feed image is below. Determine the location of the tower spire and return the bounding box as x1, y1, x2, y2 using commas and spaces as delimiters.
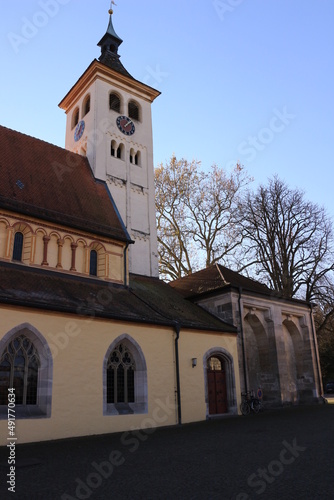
97, 3, 133, 77
98, 3, 123, 57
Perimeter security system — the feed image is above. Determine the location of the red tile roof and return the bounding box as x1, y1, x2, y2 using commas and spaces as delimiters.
0, 125, 130, 242
170, 263, 272, 298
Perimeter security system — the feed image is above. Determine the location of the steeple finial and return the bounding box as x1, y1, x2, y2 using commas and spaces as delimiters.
109, 1, 116, 15
97, 2, 123, 57
97, 3, 133, 79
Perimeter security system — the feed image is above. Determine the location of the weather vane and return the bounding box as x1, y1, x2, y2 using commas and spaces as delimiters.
109, 1, 117, 14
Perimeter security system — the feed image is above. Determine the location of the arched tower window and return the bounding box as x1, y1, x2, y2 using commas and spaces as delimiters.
117, 143, 124, 159
128, 101, 139, 121
12, 232, 23, 262
130, 149, 141, 166
0, 335, 40, 406
90, 250, 98, 276
111, 141, 124, 160
111, 140, 117, 157
107, 343, 135, 404
135, 152, 140, 166
110, 93, 121, 113
72, 108, 79, 129
83, 95, 91, 117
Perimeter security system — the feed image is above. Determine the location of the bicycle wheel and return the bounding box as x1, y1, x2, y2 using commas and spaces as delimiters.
240, 401, 250, 415
252, 399, 260, 413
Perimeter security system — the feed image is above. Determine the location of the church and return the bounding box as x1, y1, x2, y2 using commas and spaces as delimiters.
0, 8, 322, 445
0, 8, 241, 445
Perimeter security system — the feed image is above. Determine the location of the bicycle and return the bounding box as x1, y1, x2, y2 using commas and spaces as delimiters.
240, 390, 263, 415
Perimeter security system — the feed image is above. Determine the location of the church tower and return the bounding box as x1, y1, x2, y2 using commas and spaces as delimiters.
59, 7, 160, 277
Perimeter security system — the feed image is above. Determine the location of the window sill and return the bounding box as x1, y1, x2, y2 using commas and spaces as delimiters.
0, 405, 49, 420
104, 402, 147, 416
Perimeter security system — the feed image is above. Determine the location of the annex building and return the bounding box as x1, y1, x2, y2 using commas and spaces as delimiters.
170, 264, 323, 408
0, 9, 241, 445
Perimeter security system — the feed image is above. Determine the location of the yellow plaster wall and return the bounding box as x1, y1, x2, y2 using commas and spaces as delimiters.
178, 330, 241, 423
0, 306, 241, 445
0, 306, 177, 445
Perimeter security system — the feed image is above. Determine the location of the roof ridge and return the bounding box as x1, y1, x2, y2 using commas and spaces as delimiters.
215, 263, 229, 285
0, 124, 71, 156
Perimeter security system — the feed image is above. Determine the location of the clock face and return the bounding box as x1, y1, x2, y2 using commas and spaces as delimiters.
74, 120, 85, 142
116, 116, 135, 136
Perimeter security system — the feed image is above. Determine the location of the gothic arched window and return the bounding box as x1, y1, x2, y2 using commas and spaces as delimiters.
12, 232, 23, 262
107, 344, 135, 404
0, 335, 40, 406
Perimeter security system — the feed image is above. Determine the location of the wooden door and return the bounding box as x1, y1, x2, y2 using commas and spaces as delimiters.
208, 369, 228, 414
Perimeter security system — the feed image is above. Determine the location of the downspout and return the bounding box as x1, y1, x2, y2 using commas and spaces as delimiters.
310, 303, 323, 398
123, 242, 130, 287
238, 287, 248, 393
173, 322, 182, 425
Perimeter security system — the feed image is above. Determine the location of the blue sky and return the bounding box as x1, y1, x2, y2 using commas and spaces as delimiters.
1, 0, 333, 219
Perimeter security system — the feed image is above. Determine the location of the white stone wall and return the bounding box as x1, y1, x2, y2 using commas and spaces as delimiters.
63, 73, 159, 277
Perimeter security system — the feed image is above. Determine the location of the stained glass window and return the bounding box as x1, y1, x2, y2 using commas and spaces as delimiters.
0, 336, 40, 405
107, 344, 135, 404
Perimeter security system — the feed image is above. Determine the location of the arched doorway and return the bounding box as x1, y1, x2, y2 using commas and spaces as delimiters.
207, 356, 228, 414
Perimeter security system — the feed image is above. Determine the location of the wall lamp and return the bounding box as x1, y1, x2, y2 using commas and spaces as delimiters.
192, 358, 197, 368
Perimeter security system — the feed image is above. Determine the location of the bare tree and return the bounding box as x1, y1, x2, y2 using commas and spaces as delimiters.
155, 156, 252, 280
314, 293, 334, 383
239, 176, 334, 301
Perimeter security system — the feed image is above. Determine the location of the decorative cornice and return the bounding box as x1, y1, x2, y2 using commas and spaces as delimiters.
59, 60, 160, 112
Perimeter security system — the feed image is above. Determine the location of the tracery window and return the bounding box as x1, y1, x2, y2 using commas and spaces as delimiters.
107, 344, 135, 404
0, 336, 40, 406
